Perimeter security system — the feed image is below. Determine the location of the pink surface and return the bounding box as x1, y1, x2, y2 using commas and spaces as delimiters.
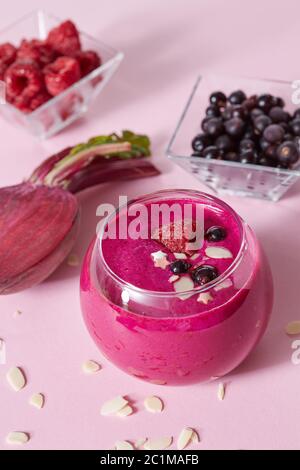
0, 0, 300, 450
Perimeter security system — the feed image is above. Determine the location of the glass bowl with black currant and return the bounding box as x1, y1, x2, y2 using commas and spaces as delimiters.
167, 75, 300, 201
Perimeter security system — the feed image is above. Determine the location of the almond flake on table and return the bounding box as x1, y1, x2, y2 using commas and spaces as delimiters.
144, 436, 173, 450
177, 427, 196, 450
190, 253, 200, 261
101, 396, 128, 416
144, 396, 164, 413
214, 278, 233, 291
29, 393, 44, 409
218, 382, 226, 401
0, 339, 6, 365
205, 247, 233, 259
285, 321, 300, 335
174, 253, 187, 259
197, 292, 213, 305
67, 253, 80, 267
135, 438, 146, 449
6, 366, 26, 391
82, 360, 101, 374
169, 274, 179, 283
115, 440, 134, 450
117, 405, 134, 417
6, 432, 29, 445
191, 430, 200, 443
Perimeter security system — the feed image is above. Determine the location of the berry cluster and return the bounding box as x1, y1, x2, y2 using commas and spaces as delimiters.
191, 90, 300, 169
0, 20, 101, 113
168, 226, 225, 286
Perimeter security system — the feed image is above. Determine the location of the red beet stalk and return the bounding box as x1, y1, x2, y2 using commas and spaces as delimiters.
0, 130, 159, 294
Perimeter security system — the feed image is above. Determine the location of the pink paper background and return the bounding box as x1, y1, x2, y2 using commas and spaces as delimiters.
1, 0, 300, 450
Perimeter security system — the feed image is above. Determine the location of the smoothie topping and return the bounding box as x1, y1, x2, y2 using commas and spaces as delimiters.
174, 253, 188, 259
152, 220, 196, 254
191, 265, 218, 286
205, 226, 227, 242
214, 278, 233, 291
170, 260, 191, 274
197, 292, 213, 304
144, 396, 164, 413
151, 250, 170, 269
174, 276, 194, 297
168, 274, 180, 283
205, 246, 233, 259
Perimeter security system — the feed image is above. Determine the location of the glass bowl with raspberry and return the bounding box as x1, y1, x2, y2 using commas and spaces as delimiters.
0, 11, 123, 138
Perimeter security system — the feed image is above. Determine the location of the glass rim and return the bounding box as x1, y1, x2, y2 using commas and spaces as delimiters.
97, 188, 248, 298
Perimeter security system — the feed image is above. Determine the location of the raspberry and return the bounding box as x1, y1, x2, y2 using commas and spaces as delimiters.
29, 91, 51, 111
152, 220, 197, 254
0, 42, 17, 66
17, 39, 56, 66
44, 56, 81, 96
4, 60, 44, 100
75, 50, 101, 77
0, 62, 8, 81
46, 20, 81, 56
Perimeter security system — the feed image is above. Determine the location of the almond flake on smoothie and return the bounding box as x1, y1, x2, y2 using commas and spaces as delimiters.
214, 278, 233, 291
169, 275, 179, 283
174, 253, 187, 260
205, 247, 233, 259
174, 276, 194, 300
197, 292, 213, 304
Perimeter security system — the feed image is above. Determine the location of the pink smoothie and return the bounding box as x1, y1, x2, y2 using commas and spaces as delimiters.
80, 190, 273, 384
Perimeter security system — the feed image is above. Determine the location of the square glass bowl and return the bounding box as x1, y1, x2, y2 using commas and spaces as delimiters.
166, 75, 300, 201
0, 11, 124, 139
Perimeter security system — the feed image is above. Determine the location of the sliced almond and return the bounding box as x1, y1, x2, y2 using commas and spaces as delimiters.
117, 405, 133, 417
6, 366, 26, 391
192, 430, 200, 443
82, 360, 101, 374
135, 438, 146, 448
6, 432, 29, 445
101, 396, 128, 416
285, 321, 300, 336
218, 383, 226, 401
29, 393, 44, 409
115, 440, 134, 450
144, 396, 164, 413
154, 257, 170, 269
177, 427, 194, 450
174, 253, 187, 260
205, 247, 233, 259
174, 276, 194, 300
197, 292, 213, 304
190, 253, 200, 261
0, 339, 6, 365
214, 278, 233, 291
67, 253, 80, 267
169, 275, 179, 283
144, 436, 172, 450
